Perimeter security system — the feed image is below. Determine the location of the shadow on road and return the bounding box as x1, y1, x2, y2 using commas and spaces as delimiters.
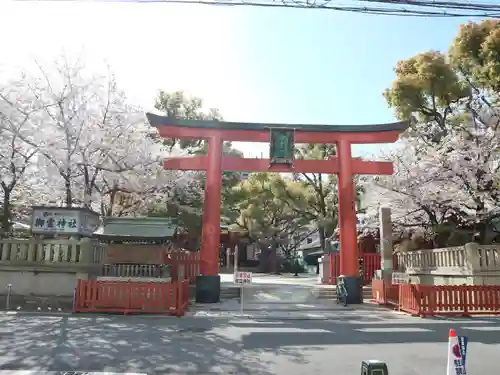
0, 314, 304, 374
0, 312, 498, 374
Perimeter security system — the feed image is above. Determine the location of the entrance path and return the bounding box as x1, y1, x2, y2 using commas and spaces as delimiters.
221, 272, 320, 286
211, 272, 371, 319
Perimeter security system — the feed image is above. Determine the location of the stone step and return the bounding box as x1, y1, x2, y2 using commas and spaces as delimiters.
220, 288, 240, 300
189, 285, 241, 301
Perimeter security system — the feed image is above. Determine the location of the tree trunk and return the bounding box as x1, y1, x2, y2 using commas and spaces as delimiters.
258, 245, 270, 272
1, 189, 11, 237
83, 187, 93, 209
319, 226, 326, 251
64, 178, 73, 207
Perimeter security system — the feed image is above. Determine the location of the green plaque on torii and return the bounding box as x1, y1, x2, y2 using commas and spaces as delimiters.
269, 128, 294, 165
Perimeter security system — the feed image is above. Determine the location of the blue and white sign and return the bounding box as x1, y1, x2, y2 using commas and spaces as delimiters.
447, 328, 468, 375
458, 335, 468, 369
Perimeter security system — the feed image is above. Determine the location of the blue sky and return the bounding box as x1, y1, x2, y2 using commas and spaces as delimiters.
0, 1, 469, 157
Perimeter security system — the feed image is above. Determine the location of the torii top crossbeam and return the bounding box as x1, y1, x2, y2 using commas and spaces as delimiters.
146, 112, 407, 296
147, 113, 407, 143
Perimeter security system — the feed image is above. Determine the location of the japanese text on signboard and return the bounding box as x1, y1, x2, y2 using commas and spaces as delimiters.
32, 210, 79, 233
270, 129, 294, 165
234, 271, 253, 285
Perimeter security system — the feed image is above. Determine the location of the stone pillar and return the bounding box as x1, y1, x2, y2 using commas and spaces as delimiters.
318, 255, 330, 284
234, 245, 239, 273
79, 237, 94, 264
226, 248, 231, 270
464, 242, 481, 272
379, 206, 393, 282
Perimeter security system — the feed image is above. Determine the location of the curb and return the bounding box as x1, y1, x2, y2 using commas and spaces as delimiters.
0, 311, 71, 317
184, 313, 342, 321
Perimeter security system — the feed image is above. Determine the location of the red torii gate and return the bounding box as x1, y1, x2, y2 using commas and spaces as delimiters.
147, 113, 407, 303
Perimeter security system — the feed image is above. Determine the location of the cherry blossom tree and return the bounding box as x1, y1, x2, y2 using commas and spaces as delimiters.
5, 58, 176, 215
0, 77, 51, 234
363, 142, 466, 241
365, 20, 500, 245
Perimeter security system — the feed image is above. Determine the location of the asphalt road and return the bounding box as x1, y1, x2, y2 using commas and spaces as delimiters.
0, 310, 499, 375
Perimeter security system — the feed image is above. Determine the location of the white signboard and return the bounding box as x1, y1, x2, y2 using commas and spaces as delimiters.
234, 271, 252, 314
234, 271, 252, 285
32, 209, 80, 233
31, 207, 100, 236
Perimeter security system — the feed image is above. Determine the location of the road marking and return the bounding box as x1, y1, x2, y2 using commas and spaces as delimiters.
355, 327, 433, 333
461, 326, 500, 331
234, 327, 331, 333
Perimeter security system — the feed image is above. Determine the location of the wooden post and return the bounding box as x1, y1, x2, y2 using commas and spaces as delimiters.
200, 136, 223, 275
337, 140, 359, 277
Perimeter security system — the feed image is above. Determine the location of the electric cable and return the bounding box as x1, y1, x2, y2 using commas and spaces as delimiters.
11, 0, 500, 17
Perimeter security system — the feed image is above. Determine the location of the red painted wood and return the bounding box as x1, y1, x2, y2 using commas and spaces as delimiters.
164, 155, 394, 175
163, 251, 201, 283
328, 253, 391, 285
164, 156, 207, 171
74, 279, 190, 316
372, 279, 386, 304
155, 119, 404, 282
398, 284, 422, 315
157, 126, 403, 144
378, 284, 500, 317
337, 140, 358, 277
350, 158, 394, 175
201, 136, 223, 275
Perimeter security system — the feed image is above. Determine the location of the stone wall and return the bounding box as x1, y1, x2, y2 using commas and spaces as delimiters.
396, 242, 500, 285
0, 265, 93, 297
0, 238, 103, 299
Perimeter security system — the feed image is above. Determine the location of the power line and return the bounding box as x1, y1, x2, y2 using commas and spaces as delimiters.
13, 0, 500, 17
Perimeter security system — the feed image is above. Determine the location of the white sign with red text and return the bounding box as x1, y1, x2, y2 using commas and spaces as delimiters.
234, 271, 253, 285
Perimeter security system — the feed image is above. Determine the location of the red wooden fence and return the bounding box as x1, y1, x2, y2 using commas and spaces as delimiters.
329, 253, 391, 285
371, 280, 386, 304
372, 281, 500, 317
163, 251, 200, 283
74, 279, 190, 316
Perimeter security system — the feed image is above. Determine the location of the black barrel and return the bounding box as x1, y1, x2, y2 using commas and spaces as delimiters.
343, 275, 363, 304
195, 274, 221, 303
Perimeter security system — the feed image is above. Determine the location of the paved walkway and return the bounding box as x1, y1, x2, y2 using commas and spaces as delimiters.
221, 273, 320, 286
188, 296, 381, 319
195, 273, 371, 320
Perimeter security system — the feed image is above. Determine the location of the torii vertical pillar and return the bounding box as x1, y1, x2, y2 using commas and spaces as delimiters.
196, 135, 223, 303
337, 140, 361, 303
201, 136, 223, 276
